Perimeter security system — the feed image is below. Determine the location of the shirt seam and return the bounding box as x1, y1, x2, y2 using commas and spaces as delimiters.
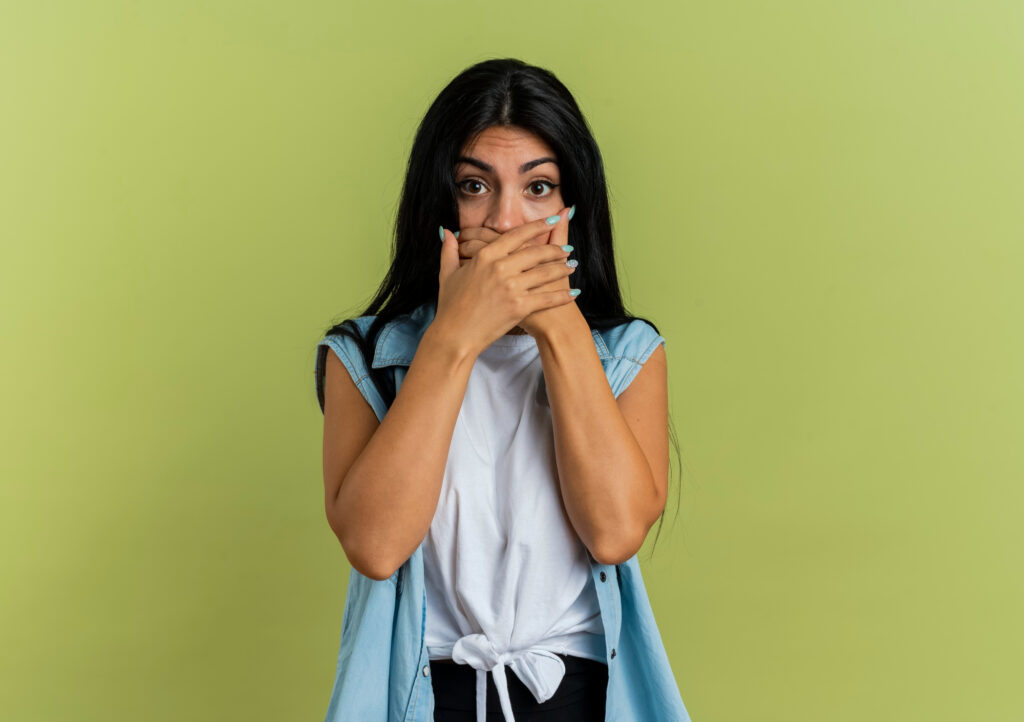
319, 339, 372, 385
633, 334, 665, 366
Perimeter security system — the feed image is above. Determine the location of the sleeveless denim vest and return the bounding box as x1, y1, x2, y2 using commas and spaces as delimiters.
314, 300, 692, 722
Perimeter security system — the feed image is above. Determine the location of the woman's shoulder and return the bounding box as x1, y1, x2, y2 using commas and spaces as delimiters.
320, 304, 422, 347
595, 318, 665, 363
316, 302, 435, 375
594, 319, 666, 399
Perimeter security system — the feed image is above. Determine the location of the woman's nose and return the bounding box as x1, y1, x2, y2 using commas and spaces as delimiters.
485, 193, 526, 232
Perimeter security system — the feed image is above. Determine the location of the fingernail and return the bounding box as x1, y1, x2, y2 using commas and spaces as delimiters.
566, 259, 579, 268
569, 288, 582, 297
568, 205, 576, 221
454, 231, 460, 239
439, 225, 445, 242
546, 214, 561, 225
561, 244, 573, 252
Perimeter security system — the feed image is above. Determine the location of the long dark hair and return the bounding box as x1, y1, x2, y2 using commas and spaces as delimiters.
319, 57, 683, 555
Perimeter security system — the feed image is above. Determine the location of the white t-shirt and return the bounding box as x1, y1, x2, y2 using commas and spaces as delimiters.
423, 331, 606, 722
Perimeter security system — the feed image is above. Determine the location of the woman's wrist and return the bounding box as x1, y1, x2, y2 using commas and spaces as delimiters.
532, 302, 588, 350
421, 319, 481, 369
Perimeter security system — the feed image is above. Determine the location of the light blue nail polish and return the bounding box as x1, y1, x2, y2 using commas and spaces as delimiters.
566, 259, 579, 268
561, 244, 573, 252
454, 231, 460, 239
569, 288, 582, 297
439, 225, 445, 241
568, 205, 576, 221
546, 214, 561, 225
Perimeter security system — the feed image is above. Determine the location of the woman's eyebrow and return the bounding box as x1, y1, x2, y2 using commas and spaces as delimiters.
456, 156, 558, 174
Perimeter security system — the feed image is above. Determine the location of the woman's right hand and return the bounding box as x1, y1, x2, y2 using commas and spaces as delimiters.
435, 214, 578, 356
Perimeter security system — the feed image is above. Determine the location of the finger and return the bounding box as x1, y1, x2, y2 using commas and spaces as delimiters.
524, 285, 581, 314
505, 240, 573, 274
484, 214, 566, 258
548, 205, 572, 249
438, 226, 459, 281
457, 239, 490, 260
456, 226, 501, 242
515, 231, 552, 253
520, 258, 577, 291
456, 227, 500, 258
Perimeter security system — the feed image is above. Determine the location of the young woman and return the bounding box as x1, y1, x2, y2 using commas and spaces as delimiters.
314, 58, 692, 722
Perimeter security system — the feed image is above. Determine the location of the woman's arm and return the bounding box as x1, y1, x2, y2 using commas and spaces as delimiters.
322, 323, 477, 580
535, 311, 669, 565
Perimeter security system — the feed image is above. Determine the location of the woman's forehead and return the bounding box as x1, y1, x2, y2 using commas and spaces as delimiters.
460, 125, 555, 159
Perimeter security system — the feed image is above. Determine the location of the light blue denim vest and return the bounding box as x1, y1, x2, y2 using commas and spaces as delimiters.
314, 300, 692, 722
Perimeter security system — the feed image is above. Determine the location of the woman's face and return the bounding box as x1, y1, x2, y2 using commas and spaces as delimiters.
454, 125, 565, 233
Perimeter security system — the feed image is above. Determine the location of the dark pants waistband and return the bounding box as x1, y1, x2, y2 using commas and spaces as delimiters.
429, 653, 608, 721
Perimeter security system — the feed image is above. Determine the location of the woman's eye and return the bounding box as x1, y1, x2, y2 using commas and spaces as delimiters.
457, 179, 486, 195
456, 179, 559, 197
529, 181, 558, 197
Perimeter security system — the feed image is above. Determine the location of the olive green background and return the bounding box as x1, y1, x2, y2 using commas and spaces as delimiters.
2, 1, 1021, 720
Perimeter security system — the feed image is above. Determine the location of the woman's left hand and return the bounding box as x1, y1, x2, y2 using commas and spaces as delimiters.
455, 206, 578, 338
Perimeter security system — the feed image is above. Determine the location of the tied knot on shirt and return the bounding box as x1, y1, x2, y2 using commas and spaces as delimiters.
450, 633, 567, 722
